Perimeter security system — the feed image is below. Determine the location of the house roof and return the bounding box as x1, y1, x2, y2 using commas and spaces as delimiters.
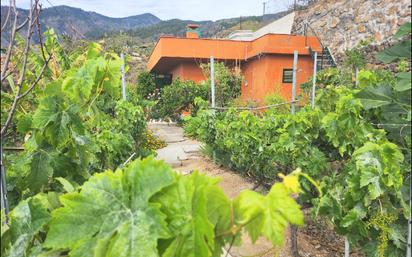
147, 33, 322, 73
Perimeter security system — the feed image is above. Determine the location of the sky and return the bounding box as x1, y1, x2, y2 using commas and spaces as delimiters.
12, 0, 293, 21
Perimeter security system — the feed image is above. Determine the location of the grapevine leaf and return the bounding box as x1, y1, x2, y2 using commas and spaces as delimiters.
62, 59, 97, 102
388, 224, 407, 248
395, 72, 411, 92
27, 151, 53, 193
55, 177, 75, 193
340, 204, 366, 228
32, 96, 60, 129
234, 183, 303, 246
234, 190, 265, 243
44, 158, 175, 257
86, 42, 102, 59
355, 85, 393, 110
154, 172, 217, 257
205, 182, 232, 257
17, 114, 32, 133
4, 195, 51, 257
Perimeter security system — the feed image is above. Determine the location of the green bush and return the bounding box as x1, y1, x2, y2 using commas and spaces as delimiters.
201, 62, 242, 106
153, 79, 209, 120
136, 71, 157, 99
263, 94, 290, 114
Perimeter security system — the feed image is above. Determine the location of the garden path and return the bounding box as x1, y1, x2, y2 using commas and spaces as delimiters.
148, 122, 351, 257
149, 122, 287, 257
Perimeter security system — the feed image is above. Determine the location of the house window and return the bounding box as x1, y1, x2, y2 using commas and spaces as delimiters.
282, 69, 293, 83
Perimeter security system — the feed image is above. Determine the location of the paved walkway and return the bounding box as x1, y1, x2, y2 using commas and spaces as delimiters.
149, 122, 201, 170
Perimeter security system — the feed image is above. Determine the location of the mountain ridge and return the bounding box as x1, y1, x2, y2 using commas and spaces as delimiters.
0, 5, 161, 44
1, 5, 290, 45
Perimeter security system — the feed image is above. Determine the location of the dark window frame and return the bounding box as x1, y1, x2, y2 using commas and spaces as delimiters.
282, 69, 293, 83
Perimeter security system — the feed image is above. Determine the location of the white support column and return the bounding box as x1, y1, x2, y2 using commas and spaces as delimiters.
120, 53, 127, 101
210, 56, 215, 108
345, 237, 350, 257
291, 50, 298, 114
311, 52, 318, 109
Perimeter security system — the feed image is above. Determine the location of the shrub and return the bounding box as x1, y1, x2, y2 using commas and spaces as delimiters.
154, 79, 209, 120
136, 71, 157, 99
263, 93, 290, 114
201, 62, 242, 106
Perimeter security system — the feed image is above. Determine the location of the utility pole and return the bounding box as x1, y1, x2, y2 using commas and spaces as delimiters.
239, 16, 242, 30
263, 1, 266, 16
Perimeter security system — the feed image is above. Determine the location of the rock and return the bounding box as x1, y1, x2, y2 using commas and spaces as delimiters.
358, 25, 367, 33
330, 18, 339, 28
290, 0, 411, 65
374, 31, 382, 42
387, 5, 398, 16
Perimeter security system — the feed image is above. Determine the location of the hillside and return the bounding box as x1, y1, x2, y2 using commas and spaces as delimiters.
0, 5, 161, 44
104, 11, 291, 41
1, 5, 290, 43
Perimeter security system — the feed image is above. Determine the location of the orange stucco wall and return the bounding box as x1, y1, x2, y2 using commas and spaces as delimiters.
170, 61, 206, 83
241, 54, 314, 102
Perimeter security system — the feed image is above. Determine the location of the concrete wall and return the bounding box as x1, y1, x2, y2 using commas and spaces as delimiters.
253, 12, 295, 39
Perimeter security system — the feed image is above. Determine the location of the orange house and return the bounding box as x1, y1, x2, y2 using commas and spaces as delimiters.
147, 25, 323, 102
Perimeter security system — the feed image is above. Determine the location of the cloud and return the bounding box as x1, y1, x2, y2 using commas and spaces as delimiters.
13, 0, 291, 21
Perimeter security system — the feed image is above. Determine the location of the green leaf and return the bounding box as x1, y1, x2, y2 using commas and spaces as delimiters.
376, 40, 411, 64
388, 224, 407, 248
355, 85, 393, 109
62, 59, 98, 102
340, 204, 367, 228
6, 76, 16, 93
234, 190, 265, 243
394, 22, 411, 39
27, 151, 53, 193
354, 142, 404, 199
154, 172, 218, 257
4, 195, 51, 257
32, 96, 60, 129
17, 114, 32, 133
234, 183, 303, 246
55, 177, 75, 193
44, 158, 175, 257
395, 72, 411, 92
